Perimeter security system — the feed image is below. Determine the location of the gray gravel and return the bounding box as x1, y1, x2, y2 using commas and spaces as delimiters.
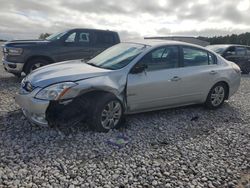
0, 63, 249, 188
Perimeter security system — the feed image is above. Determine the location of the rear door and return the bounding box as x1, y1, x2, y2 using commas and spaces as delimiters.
176, 46, 220, 102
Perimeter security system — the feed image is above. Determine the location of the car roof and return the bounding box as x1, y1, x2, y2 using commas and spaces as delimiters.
69, 28, 118, 34
124, 39, 209, 49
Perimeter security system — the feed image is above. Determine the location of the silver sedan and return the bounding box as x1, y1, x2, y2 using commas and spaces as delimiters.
15, 40, 241, 132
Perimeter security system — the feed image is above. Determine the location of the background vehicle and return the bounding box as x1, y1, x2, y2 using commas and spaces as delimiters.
2, 28, 120, 76
16, 40, 241, 132
207, 44, 250, 74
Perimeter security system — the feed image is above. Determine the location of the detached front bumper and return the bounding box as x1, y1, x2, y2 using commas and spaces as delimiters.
15, 89, 49, 126
2, 58, 24, 74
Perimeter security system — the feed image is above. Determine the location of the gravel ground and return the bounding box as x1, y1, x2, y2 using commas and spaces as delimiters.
0, 60, 249, 187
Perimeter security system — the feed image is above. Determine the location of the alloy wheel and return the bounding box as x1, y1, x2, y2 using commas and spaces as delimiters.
211, 86, 225, 107
101, 100, 122, 129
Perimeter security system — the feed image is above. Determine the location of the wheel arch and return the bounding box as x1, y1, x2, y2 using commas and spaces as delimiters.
77, 89, 126, 109
211, 80, 230, 100
23, 55, 55, 72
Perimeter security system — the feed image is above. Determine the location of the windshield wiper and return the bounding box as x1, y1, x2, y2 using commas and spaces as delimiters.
86, 62, 101, 68
86, 62, 114, 70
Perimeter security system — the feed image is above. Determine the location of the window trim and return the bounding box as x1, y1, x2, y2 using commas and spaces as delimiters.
134, 45, 181, 72
180, 45, 217, 67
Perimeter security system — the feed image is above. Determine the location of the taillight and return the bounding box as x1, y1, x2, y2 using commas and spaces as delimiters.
231, 62, 241, 74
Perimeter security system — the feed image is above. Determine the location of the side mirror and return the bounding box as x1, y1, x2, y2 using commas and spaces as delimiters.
131, 64, 148, 74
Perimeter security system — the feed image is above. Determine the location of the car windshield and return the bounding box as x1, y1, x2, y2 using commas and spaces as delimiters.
46, 31, 68, 41
207, 45, 226, 55
87, 43, 149, 70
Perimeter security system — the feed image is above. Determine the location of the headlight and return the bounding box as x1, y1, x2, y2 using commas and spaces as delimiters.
35, 82, 78, 100
7, 48, 23, 56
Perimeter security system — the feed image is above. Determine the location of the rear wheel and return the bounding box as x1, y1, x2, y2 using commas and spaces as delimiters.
24, 58, 49, 75
205, 83, 227, 109
90, 93, 123, 132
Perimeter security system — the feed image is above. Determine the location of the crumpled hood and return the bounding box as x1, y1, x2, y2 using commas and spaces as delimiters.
26, 60, 112, 88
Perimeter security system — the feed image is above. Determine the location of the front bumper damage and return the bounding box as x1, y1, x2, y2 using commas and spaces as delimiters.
15, 89, 91, 127
46, 97, 90, 127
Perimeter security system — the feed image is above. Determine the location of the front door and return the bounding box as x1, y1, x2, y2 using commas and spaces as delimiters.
54, 31, 80, 62
127, 46, 183, 112
54, 30, 94, 62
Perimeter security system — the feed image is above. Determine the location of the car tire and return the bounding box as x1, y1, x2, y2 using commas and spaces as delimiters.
90, 93, 124, 132
205, 82, 227, 109
24, 58, 49, 75
12, 73, 21, 78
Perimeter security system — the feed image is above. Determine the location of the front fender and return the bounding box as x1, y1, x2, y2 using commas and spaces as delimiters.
62, 74, 127, 103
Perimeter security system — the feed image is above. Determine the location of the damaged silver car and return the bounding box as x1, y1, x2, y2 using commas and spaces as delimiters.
15, 40, 241, 132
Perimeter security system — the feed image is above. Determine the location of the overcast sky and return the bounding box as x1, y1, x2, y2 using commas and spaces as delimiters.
0, 0, 249, 40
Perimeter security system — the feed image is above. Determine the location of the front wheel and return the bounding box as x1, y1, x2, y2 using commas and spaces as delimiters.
205, 83, 227, 109
24, 58, 49, 75
90, 93, 124, 132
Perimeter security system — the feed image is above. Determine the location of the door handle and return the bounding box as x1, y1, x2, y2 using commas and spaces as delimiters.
210, 70, 217, 75
170, 76, 181, 82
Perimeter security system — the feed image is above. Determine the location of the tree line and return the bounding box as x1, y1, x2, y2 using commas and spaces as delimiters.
39, 33, 51, 40
198, 32, 250, 46
33, 32, 250, 46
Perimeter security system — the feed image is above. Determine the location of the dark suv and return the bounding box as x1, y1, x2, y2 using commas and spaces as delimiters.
207, 44, 250, 74
2, 28, 120, 76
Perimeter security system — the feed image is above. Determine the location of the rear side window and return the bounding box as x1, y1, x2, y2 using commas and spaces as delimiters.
236, 47, 247, 55
96, 32, 115, 45
183, 47, 209, 67
79, 32, 90, 43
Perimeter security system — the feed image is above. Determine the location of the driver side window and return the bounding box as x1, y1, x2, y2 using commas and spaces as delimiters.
225, 47, 236, 56
140, 46, 179, 71
65, 32, 76, 43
